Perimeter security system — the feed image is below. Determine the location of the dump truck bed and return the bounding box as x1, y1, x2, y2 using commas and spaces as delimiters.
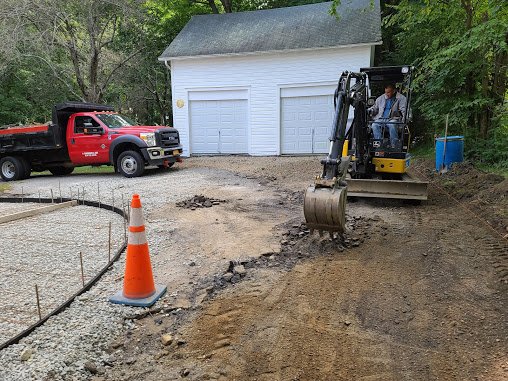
0, 123, 64, 154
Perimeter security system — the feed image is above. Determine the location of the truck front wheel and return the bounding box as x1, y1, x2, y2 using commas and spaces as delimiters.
117, 150, 145, 178
0, 156, 25, 181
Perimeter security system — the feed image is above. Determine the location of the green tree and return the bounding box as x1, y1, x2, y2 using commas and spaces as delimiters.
110, 0, 210, 124
0, 0, 146, 103
384, 0, 507, 143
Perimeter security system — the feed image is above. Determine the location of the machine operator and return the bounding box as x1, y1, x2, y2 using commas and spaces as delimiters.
368, 84, 407, 148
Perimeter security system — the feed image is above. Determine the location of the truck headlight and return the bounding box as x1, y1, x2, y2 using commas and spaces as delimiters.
140, 133, 156, 147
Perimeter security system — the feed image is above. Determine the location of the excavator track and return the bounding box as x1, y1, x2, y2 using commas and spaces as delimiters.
303, 185, 347, 234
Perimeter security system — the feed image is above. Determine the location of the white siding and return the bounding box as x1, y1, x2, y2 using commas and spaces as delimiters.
170, 46, 373, 156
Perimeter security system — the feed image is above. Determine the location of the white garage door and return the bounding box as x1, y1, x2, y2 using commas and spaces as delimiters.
281, 95, 334, 154
190, 99, 248, 154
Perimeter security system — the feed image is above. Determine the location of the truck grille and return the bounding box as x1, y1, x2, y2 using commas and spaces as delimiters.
157, 129, 180, 148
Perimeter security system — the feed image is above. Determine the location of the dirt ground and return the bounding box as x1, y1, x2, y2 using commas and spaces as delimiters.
102, 156, 507, 381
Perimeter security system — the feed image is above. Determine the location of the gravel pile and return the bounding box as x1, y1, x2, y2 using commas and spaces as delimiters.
175, 194, 226, 209
0, 168, 218, 381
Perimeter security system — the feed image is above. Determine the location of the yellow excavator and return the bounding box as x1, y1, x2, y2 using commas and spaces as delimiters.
304, 66, 428, 234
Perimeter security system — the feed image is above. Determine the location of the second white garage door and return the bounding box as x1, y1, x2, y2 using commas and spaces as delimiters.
281, 95, 334, 154
190, 99, 248, 154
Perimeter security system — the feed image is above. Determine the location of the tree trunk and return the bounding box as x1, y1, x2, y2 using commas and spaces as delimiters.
220, 0, 232, 13
207, 0, 219, 14
492, 32, 508, 107
479, 72, 491, 139
460, 0, 477, 134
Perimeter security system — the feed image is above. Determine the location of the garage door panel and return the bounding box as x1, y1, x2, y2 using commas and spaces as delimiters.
297, 141, 313, 151
281, 94, 333, 154
194, 142, 219, 152
285, 128, 296, 136
220, 129, 233, 137
298, 97, 312, 105
283, 112, 296, 122
314, 96, 330, 105
190, 99, 248, 154
315, 126, 329, 135
298, 127, 312, 136
220, 113, 234, 123
298, 112, 312, 121
315, 111, 330, 121
314, 140, 329, 152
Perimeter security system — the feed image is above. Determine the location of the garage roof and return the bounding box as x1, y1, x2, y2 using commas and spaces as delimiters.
159, 0, 381, 60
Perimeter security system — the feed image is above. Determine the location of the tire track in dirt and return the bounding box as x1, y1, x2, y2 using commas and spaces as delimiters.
481, 236, 508, 286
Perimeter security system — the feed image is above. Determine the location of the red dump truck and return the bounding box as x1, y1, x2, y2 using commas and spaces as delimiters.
0, 102, 183, 181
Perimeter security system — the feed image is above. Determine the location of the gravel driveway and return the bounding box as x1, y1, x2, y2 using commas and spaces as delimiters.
0, 166, 222, 380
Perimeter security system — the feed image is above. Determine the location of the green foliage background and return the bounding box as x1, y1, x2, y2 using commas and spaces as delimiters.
0, 0, 506, 168
381, 0, 507, 168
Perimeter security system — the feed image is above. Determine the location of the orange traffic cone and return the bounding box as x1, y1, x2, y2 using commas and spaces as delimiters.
109, 194, 167, 307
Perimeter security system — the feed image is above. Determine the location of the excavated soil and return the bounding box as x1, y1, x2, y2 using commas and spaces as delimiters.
103, 156, 507, 381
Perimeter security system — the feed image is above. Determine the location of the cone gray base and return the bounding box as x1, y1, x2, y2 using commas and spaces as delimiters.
109, 284, 167, 307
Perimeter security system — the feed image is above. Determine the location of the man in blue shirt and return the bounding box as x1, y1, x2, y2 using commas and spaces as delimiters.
368, 84, 407, 148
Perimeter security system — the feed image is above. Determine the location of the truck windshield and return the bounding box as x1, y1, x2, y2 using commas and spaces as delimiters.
96, 114, 137, 129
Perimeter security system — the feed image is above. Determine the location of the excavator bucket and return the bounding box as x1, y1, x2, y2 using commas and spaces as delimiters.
304, 185, 347, 234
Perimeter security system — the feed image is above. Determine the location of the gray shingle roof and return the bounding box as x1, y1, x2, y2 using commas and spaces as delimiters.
159, 0, 381, 60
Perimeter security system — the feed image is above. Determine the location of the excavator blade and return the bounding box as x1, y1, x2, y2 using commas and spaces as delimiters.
304, 185, 347, 234
346, 173, 428, 200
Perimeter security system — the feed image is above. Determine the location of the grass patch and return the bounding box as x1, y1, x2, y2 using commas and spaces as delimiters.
442, 180, 456, 187
409, 143, 435, 158
35, 165, 116, 177
0, 183, 12, 193
477, 163, 508, 179
73, 166, 115, 175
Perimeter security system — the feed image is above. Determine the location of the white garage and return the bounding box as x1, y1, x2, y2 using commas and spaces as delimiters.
160, 0, 381, 156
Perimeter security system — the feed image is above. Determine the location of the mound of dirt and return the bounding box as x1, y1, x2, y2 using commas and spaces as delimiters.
413, 159, 507, 236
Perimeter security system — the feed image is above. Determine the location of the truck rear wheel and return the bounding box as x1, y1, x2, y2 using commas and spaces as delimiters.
117, 150, 145, 178
19, 157, 31, 179
0, 156, 25, 181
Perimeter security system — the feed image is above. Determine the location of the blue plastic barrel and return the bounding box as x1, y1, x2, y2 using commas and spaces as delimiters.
435, 135, 464, 171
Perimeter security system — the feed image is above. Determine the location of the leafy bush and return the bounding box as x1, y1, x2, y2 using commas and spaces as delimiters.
465, 107, 508, 170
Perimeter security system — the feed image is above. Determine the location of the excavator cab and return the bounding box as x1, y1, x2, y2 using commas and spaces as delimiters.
362, 66, 413, 176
